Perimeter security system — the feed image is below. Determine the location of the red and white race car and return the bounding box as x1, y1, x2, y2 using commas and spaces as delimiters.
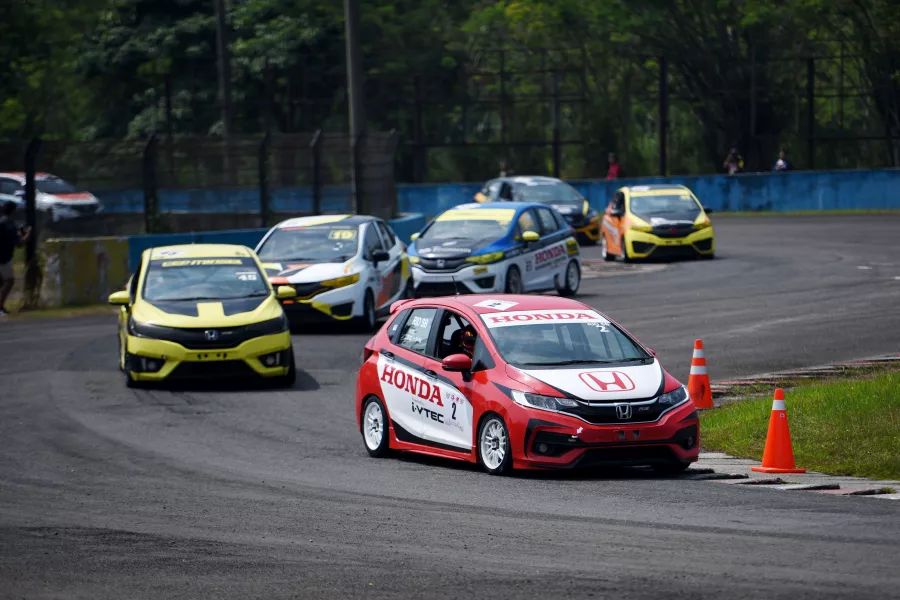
356, 294, 699, 474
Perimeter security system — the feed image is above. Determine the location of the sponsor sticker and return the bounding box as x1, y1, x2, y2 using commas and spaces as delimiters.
533, 243, 567, 269
156, 249, 185, 258
474, 299, 519, 311
328, 229, 358, 240
235, 271, 258, 281
435, 208, 516, 225
482, 309, 608, 328
160, 259, 242, 267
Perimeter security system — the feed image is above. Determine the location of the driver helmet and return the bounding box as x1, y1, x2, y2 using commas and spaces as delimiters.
460, 326, 477, 356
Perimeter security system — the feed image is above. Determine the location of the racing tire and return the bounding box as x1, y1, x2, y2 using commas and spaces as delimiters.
354, 290, 377, 332
700, 252, 716, 260
558, 260, 580, 297
600, 234, 616, 262
504, 266, 523, 294
477, 414, 512, 475
361, 397, 391, 457
620, 235, 634, 263
273, 349, 296, 388
652, 461, 692, 476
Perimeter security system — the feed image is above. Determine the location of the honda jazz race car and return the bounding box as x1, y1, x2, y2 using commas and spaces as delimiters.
356, 295, 699, 475
600, 184, 715, 261
408, 202, 581, 297
0, 172, 102, 221
474, 176, 600, 244
108, 244, 297, 387
255, 215, 412, 330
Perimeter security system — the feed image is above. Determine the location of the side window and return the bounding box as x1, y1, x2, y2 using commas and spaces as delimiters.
516, 209, 539, 238
434, 310, 473, 359
471, 337, 495, 371
536, 207, 559, 236
552, 209, 567, 230
0, 179, 20, 195
397, 308, 436, 355
363, 224, 384, 259
376, 221, 396, 248
484, 180, 501, 199
613, 191, 626, 212
498, 181, 514, 201
128, 260, 143, 302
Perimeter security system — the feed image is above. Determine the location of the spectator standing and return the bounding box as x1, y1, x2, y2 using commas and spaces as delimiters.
723, 148, 744, 174
773, 150, 792, 172
498, 161, 513, 177
0, 201, 31, 316
606, 152, 622, 180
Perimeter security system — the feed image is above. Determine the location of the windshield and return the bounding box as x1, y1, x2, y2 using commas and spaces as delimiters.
629, 194, 700, 216
480, 309, 650, 366
257, 224, 360, 262
142, 257, 269, 302
517, 182, 582, 206
420, 208, 515, 242
36, 177, 80, 194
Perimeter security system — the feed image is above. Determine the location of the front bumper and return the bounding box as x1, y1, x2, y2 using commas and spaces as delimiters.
574, 217, 601, 242
45, 202, 102, 220
507, 400, 700, 470
626, 228, 715, 259
411, 262, 503, 296
280, 281, 366, 323
125, 331, 292, 381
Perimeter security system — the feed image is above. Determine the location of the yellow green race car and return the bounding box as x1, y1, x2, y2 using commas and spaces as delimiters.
108, 244, 298, 387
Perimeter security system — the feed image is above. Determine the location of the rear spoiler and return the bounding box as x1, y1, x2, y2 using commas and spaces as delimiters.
390, 299, 415, 314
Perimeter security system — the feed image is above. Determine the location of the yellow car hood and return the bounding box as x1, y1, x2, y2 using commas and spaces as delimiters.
133, 294, 284, 328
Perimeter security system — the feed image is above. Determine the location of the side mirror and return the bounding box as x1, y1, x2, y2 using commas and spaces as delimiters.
276, 285, 297, 300
371, 249, 390, 263
442, 353, 472, 372
703, 207, 714, 214
409, 232, 420, 241
108, 290, 130, 306
522, 231, 540, 243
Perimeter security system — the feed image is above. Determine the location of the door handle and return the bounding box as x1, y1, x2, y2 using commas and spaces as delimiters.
423, 369, 437, 378
380, 350, 394, 359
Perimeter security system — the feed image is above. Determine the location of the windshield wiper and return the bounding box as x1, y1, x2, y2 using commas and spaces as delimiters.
520, 357, 650, 367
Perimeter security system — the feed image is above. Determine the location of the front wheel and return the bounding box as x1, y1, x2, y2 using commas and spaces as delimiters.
477, 414, 512, 475
354, 290, 377, 332
361, 397, 391, 457
558, 260, 580, 297
504, 266, 523, 294
273, 349, 296, 388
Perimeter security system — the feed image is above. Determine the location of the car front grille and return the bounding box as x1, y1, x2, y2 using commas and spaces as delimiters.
168, 360, 257, 379
652, 224, 695, 238
418, 258, 468, 272
560, 401, 670, 425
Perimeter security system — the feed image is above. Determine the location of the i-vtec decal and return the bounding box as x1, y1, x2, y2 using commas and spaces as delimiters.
381, 364, 443, 405
412, 402, 444, 423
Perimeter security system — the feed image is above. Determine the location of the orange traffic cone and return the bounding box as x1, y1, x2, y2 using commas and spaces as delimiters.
751, 388, 805, 473
687, 339, 713, 409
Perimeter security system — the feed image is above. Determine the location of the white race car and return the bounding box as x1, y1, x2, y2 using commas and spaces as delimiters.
254, 215, 412, 330
0, 172, 102, 221
407, 202, 582, 297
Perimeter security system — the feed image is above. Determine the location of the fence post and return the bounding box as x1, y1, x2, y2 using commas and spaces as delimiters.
658, 56, 668, 177
414, 75, 426, 183
310, 129, 322, 215
807, 57, 815, 169
22, 138, 42, 310
258, 131, 271, 227
552, 70, 561, 178
353, 133, 368, 214
143, 134, 160, 234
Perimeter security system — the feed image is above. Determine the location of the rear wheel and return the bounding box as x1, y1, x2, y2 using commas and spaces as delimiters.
652, 461, 692, 475
477, 414, 512, 475
504, 266, 523, 294
558, 260, 580, 297
600, 234, 616, 262
361, 397, 391, 457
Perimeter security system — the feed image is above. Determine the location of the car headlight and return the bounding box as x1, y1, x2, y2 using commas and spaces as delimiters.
512, 390, 579, 412
466, 251, 505, 265
128, 317, 157, 337
657, 385, 689, 405
630, 222, 653, 232
694, 217, 711, 230
408, 256, 420, 264
321, 273, 360, 289
246, 315, 289, 336
586, 209, 598, 220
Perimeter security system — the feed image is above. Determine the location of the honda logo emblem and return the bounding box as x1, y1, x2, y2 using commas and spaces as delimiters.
436, 259, 446, 269
615, 404, 632, 420
204, 330, 219, 341
579, 370, 636, 392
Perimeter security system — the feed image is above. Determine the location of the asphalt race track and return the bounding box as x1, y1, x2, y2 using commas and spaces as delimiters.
1, 215, 898, 599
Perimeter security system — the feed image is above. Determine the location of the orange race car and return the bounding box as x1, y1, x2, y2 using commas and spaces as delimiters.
600, 184, 715, 261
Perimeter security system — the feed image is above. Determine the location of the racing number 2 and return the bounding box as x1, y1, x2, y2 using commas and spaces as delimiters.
451, 403, 456, 420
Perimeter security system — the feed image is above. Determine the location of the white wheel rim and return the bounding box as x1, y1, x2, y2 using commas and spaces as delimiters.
601, 236, 608, 257
363, 402, 384, 450
480, 419, 507, 470
566, 262, 579, 290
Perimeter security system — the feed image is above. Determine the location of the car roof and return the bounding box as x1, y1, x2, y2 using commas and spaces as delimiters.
0, 172, 54, 181
146, 244, 255, 260
402, 294, 598, 317
625, 184, 691, 196
273, 214, 377, 229
448, 201, 550, 212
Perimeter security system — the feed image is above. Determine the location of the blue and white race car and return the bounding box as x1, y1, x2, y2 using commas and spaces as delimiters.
408, 202, 582, 297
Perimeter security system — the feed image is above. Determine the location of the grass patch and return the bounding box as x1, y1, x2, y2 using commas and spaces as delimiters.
701, 370, 900, 480
3, 303, 117, 320
714, 209, 900, 217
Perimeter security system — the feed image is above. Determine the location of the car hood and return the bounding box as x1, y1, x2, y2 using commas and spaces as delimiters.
414, 237, 499, 259
133, 294, 283, 327
508, 360, 664, 401
262, 261, 355, 284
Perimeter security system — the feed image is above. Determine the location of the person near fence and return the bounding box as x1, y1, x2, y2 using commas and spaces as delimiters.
499, 161, 513, 177
0, 201, 31, 317
723, 148, 744, 174
773, 150, 792, 172
606, 152, 623, 180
